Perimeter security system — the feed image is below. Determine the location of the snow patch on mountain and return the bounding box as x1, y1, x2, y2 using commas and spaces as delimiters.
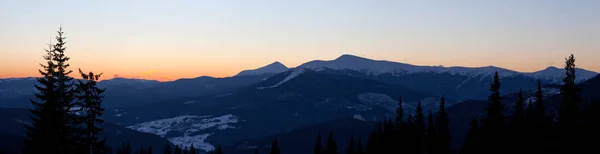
257, 69, 306, 89
353, 114, 367, 121
127, 114, 241, 152
524, 66, 598, 83
356, 93, 399, 112
170, 133, 215, 151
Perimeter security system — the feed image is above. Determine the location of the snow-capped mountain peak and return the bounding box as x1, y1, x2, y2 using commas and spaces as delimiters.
235, 61, 289, 76
524, 66, 598, 83
298, 54, 430, 75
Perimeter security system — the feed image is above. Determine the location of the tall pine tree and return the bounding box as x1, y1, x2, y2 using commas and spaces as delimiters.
325, 132, 338, 154
556, 54, 582, 153
24, 27, 78, 154
436, 96, 451, 154
346, 135, 355, 154
356, 137, 364, 154
480, 72, 506, 154
164, 143, 172, 154
270, 139, 280, 154
414, 101, 425, 154
189, 144, 196, 154
508, 89, 527, 153
426, 111, 437, 154
76, 69, 107, 154
315, 133, 323, 154
460, 119, 480, 154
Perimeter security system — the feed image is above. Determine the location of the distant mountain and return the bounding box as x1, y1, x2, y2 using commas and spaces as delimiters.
0, 108, 175, 153
105, 69, 448, 152
524, 66, 598, 84
297, 54, 597, 101
98, 78, 160, 89
0, 74, 274, 108
236, 62, 289, 76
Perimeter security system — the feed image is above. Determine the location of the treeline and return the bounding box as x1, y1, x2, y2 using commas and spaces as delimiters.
311, 54, 600, 154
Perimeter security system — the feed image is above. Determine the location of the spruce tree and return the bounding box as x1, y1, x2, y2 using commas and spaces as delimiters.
76, 69, 107, 154
436, 96, 451, 154
270, 139, 280, 154
189, 144, 196, 154
356, 137, 364, 154
346, 135, 355, 154
479, 72, 506, 154
460, 119, 480, 154
164, 143, 172, 154
214, 144, 223, 154
174, 146, 182, 154
426, 112, 437, 154
395, 96, 404, 126
315, 133, 323, 154
415, 101, 425, 154
509, 89, 527, 153
557, 54, 582, 153
325, 132, 338, 154
365, 130, 377, 154
24, 27, 78, 154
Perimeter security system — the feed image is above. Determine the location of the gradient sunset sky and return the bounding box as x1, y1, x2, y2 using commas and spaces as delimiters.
1, 0, 599, 81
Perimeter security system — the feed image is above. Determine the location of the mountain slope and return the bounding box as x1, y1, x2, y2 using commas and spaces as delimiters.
0, 74, 273, 108
297, 54, 597, 101
105, 69, 448, 152
0, 108, 175, 153
236, 62, 289, 76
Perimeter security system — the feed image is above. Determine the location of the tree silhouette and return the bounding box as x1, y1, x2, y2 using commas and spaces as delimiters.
436, 96, 451, 154
479, 72, 506, 154
557, 54, 582, 153
325, 132, 338, 154
24, 26, 78, 154
346, 135, 355, 154
76, 69, 107, 154
314, 133, 323, 154
270, 139, 280, 154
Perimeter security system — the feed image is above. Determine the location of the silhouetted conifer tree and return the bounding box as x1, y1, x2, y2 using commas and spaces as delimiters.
557, 54, 582, 153
426, 111, 437, 154
356, 137, 364, 154
189, 144, 196, 154
270, 139, 280, 154
315, 133, 323, 154
214, 144, 223, 154
24, 26, 78, 154
479, 72, 506, 154
325, 132, 338, 154
436, 96, 451, 154
415, 101, 425, 154
346, 135, 355, 154
508, 89, 527, 153
460, 119, 480, 154
76, 69, 107, 154
174, 146, 182, 154
365, 130, 377, 154
164, 143, 172, 154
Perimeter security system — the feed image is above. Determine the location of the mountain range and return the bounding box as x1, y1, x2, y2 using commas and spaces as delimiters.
1, 54, 596, 107
0, 54, 598, 153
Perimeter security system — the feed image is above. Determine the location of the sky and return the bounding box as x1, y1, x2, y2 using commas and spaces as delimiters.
1, 0, 599, 81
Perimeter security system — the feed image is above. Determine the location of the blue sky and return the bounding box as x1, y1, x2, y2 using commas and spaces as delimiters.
1, 0, 599, 80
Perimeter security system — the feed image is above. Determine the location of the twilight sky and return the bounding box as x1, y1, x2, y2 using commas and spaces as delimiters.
1, 0, 599, 81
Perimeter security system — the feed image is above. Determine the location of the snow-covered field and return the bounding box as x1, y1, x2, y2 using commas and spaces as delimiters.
127, 114, 241, 152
